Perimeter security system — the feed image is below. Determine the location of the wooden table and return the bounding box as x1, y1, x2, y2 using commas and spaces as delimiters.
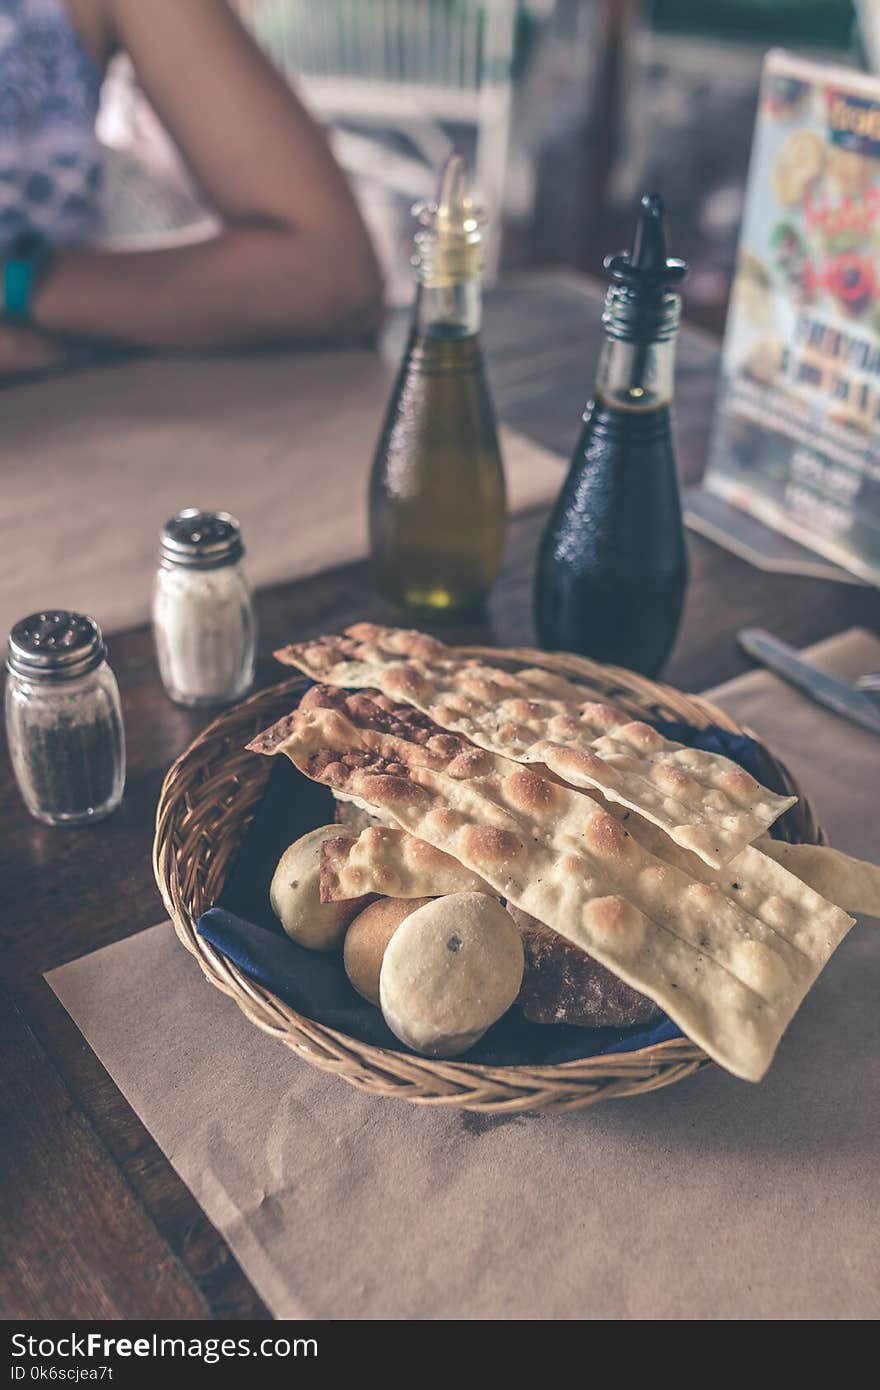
2, 271, 878, 1320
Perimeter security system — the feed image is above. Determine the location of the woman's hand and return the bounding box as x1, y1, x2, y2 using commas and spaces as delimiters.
0, 322, 66, 377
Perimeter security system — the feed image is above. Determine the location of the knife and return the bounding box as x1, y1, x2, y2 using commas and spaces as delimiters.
738, 629, 880, 737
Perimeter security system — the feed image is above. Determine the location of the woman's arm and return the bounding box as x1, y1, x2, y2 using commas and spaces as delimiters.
32, 0, 384, 349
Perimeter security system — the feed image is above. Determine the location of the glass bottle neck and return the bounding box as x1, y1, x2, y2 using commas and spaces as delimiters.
594, 282, 680, 411
415, 280, 481, 339
595, 331, 678, 411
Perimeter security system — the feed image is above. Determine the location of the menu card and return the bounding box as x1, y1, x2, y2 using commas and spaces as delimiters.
704, 50, 880, 585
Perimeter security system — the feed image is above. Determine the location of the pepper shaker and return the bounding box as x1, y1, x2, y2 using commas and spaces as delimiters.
5, 611, 126, 825
152, 508, 256, 707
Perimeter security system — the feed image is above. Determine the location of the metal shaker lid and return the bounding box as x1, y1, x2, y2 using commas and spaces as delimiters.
7, 611, 106, 680
159, 508, 244, 569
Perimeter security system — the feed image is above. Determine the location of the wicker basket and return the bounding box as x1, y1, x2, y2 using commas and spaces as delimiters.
153, 645, 825, 1114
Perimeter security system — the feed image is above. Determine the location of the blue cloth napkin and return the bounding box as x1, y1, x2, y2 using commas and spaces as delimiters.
197, 715, 785, 1065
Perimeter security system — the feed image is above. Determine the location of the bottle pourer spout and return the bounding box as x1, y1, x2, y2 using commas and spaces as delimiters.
417, 151, 485, 237
436, 152, 469, 227
412, 151, 486, 287
604, 193, 687, 291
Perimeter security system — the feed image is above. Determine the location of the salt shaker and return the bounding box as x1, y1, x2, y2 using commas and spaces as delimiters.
152, 508, 256, 707
5, 611, 126, 825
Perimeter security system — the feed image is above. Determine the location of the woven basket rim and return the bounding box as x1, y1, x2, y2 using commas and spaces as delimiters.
153, 643, 825, 1113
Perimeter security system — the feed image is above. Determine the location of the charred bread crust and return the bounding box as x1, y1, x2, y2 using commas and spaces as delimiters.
509, 905, 662, 1029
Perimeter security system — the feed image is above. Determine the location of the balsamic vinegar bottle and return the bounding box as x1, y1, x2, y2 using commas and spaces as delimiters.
368, 154, 506, 617
534, 195, 689, 677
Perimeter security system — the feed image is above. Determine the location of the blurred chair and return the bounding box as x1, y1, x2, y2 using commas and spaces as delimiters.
242, 0, 524, 280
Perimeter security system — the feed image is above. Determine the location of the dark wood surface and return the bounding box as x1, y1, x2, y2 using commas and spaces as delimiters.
2, 271, 878, 1320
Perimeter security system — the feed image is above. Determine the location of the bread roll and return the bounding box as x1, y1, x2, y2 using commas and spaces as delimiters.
379, 892, 524, 1057
270, 826, 370, 950
344, 897, 434, 1006
509, 905, 661, 1028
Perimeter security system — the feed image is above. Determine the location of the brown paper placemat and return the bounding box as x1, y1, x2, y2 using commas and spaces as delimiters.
46, 631, 880, 1320
0, 351, 564, 637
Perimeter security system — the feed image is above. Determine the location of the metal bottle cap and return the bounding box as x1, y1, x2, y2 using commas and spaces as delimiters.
7, 611, 106, 681
159, 509, 244, 570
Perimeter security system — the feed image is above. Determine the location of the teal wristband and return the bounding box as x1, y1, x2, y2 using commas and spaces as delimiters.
3, 238, 50, 321
4, 257, 35, 319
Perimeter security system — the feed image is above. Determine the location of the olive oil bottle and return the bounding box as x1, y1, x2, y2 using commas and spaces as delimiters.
369, 154, 506, 616
534, 195, 689, 677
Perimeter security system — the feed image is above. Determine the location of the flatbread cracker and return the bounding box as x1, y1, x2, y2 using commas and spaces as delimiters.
275, 625, 796, 868
295, 685, 859, 945
292, 685, 854, 952
249, 701, 853, 1082
320, 827, 492, 903
755, 839, 880, 919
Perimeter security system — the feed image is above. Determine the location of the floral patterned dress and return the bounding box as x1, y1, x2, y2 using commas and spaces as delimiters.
0, 0, 103, 251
